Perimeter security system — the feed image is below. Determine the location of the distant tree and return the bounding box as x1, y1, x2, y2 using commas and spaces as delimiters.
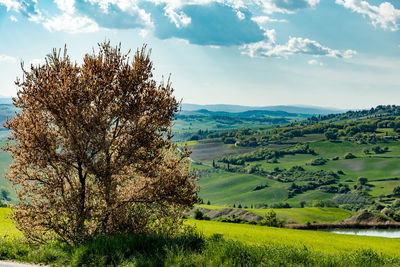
238, 204, 242, 208
358, 177, 368, 186
3, 42, 198, 244
207, 200, 211, 205
325, 128, 338, 140
372, 146, 384, 154
190, 135, 199, 141
0, 189, 10, 201
194, 209, 204, 220
344, 152, 356, 159
259, 210, 285, 227
300, 201, 306, 208
393, 186, 400, 196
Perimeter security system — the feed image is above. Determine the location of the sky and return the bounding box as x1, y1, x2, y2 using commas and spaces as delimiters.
0, 0, 400, 109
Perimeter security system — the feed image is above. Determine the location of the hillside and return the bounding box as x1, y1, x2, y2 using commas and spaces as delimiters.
180, 107, 400, 224
182, 103, 344, 115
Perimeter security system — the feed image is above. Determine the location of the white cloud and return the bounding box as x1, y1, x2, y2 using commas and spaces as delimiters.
29, 58, 46, 66
54, 0, 75, 14
43, 14, 99, 33
10, 15, 18, 22
257, 0, 320, 14
0, 55, 17, 63
336, 0, 400, 31
164, 6, 191, 28
263, 28, 276, 43
0, 0, 20, 12
236, 10, 245, 20
252, 15, 287, 24
242, 37, 357, 59
308, 59, 323, 66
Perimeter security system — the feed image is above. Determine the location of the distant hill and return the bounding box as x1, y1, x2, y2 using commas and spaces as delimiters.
182, 103, 345, 115
0, 98, 12, 104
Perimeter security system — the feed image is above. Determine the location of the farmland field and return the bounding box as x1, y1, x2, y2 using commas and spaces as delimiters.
195, 205, 354, 224
185, 219, 400, 256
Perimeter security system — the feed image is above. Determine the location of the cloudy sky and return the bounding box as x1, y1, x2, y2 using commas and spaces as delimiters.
0, 0, 400, 109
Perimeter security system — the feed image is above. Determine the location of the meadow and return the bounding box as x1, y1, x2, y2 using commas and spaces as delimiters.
190, 136, 400, 208
1, 207, 400, 266
185, 219, 400, 256
195, 205, 354, 224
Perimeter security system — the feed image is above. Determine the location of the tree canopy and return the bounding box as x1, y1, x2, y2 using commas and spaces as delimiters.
4, 42, 198, 244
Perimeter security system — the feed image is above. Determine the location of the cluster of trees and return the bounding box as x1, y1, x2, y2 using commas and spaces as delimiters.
0, 189, 11, 207
284, 170, 341, 198
307, 105, 400, 124
219, 144, 315, 165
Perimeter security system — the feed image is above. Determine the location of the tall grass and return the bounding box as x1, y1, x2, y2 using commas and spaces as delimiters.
1, 232, 400, 266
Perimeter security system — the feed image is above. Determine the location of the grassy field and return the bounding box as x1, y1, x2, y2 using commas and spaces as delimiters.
190, 138, 400, 207
195, 205, 353, 224
197, 170, 289, 206
0, 206, 396, 259
0, 207, 21, 237
186, 219, 400, 257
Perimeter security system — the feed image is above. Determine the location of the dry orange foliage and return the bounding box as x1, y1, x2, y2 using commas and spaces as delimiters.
3, 42, 198, 244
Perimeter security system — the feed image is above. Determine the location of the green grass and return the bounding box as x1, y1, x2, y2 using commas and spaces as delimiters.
198, 170, 289, 206
195, 205, 353, 224
0, 208, 21, 237
175, 140, 198, 146
369, 180, 400, 197
1, 209, 400, 266
1, 226, 399, 267
186, 219, 400, 257
193, 139, 400, 207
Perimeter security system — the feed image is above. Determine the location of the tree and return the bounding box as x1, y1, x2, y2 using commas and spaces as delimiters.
4, 42, 198, 244
358, 177, 368, 186
325, 128, 338, 140
393, 186, 400, 196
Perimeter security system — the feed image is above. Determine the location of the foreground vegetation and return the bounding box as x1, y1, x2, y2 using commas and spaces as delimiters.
3, 231, 400, 266
186, 219, 400, 256
1, 209, 400, 266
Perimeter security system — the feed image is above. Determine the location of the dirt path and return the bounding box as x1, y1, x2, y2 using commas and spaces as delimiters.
0, 261, 43, 267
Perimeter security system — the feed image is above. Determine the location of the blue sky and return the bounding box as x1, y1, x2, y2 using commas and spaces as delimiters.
0, 0, 400, 109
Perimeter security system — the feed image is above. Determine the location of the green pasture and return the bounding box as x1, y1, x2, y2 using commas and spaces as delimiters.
198, 170, 288, 206
0, 208, 21, 237
175, 140, 198, 146
186, 219, 400, 257
195, 205, 353, 224
369, 180, 400, 197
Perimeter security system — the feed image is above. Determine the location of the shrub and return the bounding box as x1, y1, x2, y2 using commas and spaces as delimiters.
310, 158, 328, 166
344, 152, 356, 159
194, 209, 204, 220
258, 210, 285, 227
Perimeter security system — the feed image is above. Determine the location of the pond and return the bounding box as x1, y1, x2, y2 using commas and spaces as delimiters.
321, 229, 400, 238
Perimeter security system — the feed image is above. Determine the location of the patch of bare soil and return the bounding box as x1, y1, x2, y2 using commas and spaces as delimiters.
188, 208, 263, 222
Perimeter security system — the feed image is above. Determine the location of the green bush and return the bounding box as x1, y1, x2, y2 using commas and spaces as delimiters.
344, 153, 356, 159
194, 209, 204, 220
258, 210, 285, 227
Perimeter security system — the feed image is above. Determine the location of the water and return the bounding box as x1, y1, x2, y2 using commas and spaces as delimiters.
322, 228, 400, 238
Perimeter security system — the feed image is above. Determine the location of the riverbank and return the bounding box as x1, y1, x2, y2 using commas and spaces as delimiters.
285, 222, 400, 230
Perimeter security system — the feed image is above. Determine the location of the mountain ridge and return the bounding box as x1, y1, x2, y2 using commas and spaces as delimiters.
182, 103, 345, 115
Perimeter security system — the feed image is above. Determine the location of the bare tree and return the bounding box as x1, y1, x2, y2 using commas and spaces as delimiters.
4, 42, 198, 244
